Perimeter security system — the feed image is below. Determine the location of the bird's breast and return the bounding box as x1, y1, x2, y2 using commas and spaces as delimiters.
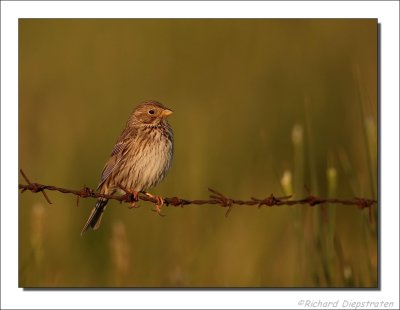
119, 127, 173, 191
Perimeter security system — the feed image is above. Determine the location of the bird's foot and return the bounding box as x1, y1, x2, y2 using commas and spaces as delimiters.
144, 192, 165, 216
126, 190, 140, 209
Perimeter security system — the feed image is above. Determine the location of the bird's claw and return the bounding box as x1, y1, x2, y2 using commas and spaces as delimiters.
145, 193, 165, 216
152, 203, 165, 217
126, 190, 140, 209
128, 201, 141, 209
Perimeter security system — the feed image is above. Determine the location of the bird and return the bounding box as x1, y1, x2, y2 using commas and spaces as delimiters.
81, 100, 174, 235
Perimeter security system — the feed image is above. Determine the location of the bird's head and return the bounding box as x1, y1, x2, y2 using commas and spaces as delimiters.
131, 100, 173, 127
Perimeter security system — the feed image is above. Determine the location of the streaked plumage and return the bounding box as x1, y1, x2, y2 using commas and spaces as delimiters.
81, 100, 174, 235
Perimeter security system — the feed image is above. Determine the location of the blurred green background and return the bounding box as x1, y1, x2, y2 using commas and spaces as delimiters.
19, 19, 377, 287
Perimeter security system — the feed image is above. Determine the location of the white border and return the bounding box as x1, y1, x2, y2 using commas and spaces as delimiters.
1, 1, 399, 309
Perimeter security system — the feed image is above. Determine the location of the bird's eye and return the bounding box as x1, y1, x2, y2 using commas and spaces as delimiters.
148, 109, 155, 115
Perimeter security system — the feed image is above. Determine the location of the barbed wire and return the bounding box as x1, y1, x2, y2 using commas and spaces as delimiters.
18, 169, 377, 217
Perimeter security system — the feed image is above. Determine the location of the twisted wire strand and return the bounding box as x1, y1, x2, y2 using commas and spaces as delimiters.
19, 170, 377, 218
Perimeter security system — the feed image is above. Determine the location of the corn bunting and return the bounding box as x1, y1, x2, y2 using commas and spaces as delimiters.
81, 100, 174, 235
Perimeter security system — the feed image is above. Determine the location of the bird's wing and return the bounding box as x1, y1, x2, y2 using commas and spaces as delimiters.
97, 133, 134, 190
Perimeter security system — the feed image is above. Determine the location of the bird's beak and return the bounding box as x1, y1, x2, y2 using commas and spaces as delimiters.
161, 108, 173, 118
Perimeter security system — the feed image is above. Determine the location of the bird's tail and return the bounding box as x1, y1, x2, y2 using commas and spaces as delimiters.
81, 198, 108, 235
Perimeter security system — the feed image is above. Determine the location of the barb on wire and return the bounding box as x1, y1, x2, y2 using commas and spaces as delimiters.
18, 170, 377, 216
19, 169, 53, 204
